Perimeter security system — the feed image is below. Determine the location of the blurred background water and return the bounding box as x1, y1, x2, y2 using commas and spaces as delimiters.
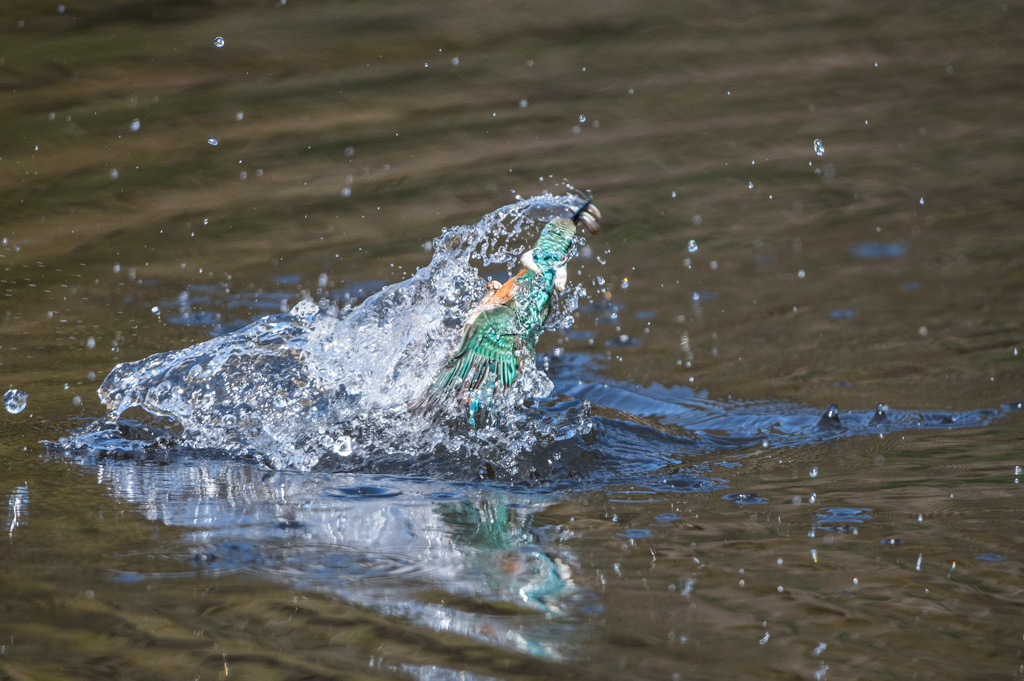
3, 1, 1024, 679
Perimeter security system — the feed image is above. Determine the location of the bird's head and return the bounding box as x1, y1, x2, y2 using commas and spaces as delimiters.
530, 201, 601, 270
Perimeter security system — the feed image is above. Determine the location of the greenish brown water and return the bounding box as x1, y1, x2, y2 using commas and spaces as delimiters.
3, 1, 1024, 679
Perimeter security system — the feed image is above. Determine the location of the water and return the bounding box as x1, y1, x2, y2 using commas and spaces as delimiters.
4, 389, 28, 415
67, 195, 596, 476
3, 1, 1024, 679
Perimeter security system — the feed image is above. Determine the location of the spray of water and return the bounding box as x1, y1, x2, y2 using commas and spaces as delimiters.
82, 194, 595, 474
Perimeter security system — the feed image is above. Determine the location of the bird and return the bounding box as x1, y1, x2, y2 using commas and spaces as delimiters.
416, 201, 601, 427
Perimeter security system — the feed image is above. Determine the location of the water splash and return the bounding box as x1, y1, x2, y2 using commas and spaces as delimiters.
67, 195, 595, 473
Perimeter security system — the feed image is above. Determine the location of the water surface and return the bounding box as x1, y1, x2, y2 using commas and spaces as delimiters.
3, 1, 1024, 679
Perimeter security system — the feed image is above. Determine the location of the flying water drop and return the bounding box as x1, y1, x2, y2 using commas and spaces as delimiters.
207, 136, 219, 146
214, 36, 225, 48
687, 239, 698, 253
813, 138, 824, 156
4, 389, 27, 414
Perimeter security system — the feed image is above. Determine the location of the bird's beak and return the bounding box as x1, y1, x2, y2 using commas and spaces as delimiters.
572, 201, 601, 234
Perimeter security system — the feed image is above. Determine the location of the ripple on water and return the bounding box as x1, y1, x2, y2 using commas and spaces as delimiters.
324, 486, 402, 499
815, 507, 873, 532
723, 492, 768, 505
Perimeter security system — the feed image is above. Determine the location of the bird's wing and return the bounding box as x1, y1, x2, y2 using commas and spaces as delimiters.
415, 306, 525, 417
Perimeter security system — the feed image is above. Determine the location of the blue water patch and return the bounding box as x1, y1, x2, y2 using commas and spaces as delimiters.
618, 528, 655, 539
848, 241, 909, 259
815, 507, 872, 532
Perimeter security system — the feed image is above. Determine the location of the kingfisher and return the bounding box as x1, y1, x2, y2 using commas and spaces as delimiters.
417, 201, 601, 427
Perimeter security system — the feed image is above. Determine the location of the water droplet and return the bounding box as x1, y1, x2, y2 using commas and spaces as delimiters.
4, 389, 27, 414
207, 136, 219, 146
813, 138, 824, 156
519, 98, 528, 108
341, 186, 352, 197
798, 269, 806, 279
809, 466, 818, 478
919, 197, 925, 205
671, 191, 677, 198
687, 239, 698, 253
748, 181, 753, 189
72, 395, 82, 407
109, 168, 119, 179
130, 118, 140, 132
86, 336, 96, 349
578, 114, 586, 123
451, 57, 459, 66
235, 111, 244, 121
214, 36, 225, 48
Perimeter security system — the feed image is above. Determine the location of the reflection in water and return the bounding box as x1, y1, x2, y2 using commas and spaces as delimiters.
80, 456, 585, 660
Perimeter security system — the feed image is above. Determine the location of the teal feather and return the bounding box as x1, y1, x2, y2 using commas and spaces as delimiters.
417, 217, 581, 425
